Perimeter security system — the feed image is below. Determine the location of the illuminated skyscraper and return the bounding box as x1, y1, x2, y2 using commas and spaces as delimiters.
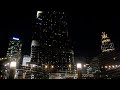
31, 10, 74, 73
6, 37, 22, 68
101, 32, 115, 53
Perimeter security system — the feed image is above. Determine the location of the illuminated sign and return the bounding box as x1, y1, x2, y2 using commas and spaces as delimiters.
13, 37, 19, 41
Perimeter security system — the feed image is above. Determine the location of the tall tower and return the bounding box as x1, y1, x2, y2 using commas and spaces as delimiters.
31, 10, 74, 73
31, 40, 40, 64
101, 32, 115, 52
6, 37, 22, 68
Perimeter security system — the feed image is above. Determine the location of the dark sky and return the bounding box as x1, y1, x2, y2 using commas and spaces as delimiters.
0, 8, 120, 58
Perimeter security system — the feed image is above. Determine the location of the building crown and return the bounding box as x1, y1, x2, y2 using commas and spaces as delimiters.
101, 32, 109, 39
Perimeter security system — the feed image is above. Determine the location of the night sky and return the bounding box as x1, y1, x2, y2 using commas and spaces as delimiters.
0, 8, 120, 58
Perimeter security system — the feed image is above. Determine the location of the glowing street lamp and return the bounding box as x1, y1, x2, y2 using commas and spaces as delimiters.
77, 63, 82, 79
77, 63, 82, 69
69, 64, 71, 68
69, 64, 71, 69
9, 61, 17, 79
10, 61, 16, 68
51, 65, 54, 73
45, 65, 48, 69
51, 65, 54, 69
84, 65, 86, 67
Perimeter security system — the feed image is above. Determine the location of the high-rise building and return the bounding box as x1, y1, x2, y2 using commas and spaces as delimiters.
101, 32, 115, 53
31, 10, 74, 74
6, 37, 22, 68
90, 32, 120, 79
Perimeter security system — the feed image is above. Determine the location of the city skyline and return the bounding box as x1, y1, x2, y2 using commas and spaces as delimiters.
1, 7, 120, 79
0, 9, 120, 58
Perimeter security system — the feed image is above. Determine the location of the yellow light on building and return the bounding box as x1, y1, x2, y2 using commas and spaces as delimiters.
69, 64, 71, 68
45, 65, 48, 69
102, 32, 108, 39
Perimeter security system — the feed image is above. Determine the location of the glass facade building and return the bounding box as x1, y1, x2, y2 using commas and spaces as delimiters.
31, 10, 74, 73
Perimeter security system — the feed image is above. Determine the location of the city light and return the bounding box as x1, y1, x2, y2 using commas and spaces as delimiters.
32, 64, 36, 67
4, 63, 9, 67
0, 10, 119, 79
112, 65, 115, 68
77, 63, 82, 69
45, 65, 48, 69
13, 37, 19, 41
10, 61, 16, 68
69, 64, 71, 68
37, 11, 43, 18
51, 65, 54, 69
77, 63, 82, 79
84, 65, 86, 67
105, 66, 107, 68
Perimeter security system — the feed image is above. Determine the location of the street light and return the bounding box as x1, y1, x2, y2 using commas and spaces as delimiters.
9, 61, 17, 79
10, 61, 16, 68
69, 64, 71, 68
51, 65, 54, 74
77, 63, 82, 79
77, 63, 82, 69
84, 65, 86, 67
45, 65, 48, 69
51, 65, 54, 69
68, 64, 72, 73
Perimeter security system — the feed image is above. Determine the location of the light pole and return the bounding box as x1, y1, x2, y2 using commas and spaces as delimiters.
45, 65, 49, 79
9, 61, 16, 79
49, 65, 54, 78
69, 64, 71, 70
51, 65, 54, 73
77, 63, 82, 79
